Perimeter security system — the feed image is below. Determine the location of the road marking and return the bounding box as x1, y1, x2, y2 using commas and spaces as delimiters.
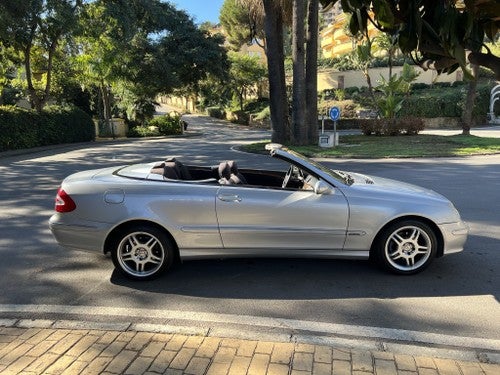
0, 303, 499, 352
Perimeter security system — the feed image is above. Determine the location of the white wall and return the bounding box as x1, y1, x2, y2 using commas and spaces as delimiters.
318, 66, 462, 91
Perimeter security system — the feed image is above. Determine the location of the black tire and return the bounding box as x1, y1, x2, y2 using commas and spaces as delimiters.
374, 220, 437, 275
111, 225, 174, 280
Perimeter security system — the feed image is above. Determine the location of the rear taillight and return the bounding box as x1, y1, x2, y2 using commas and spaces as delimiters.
55, 188, 76, 212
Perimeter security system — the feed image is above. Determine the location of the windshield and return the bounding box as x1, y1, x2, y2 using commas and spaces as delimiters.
284, 149, 350, 185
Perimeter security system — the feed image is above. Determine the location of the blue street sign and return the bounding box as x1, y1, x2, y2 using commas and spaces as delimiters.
329, 106, 340, 121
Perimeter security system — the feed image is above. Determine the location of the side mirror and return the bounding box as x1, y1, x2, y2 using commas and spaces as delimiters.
314, 180, 332, 195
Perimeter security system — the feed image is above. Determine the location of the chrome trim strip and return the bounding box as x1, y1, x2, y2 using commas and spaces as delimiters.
181, 226, 220, 233
346, 230, 367, 236
218, 226, 346, 235
49, 222, 102, 230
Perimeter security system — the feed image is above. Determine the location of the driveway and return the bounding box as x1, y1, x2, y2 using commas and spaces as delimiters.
0, 113, 498, 347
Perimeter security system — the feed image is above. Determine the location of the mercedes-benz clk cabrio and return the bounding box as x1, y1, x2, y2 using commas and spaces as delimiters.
50, 145, 468, 280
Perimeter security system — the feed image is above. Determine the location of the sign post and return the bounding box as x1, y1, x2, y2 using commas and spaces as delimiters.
329, 106, 340, 146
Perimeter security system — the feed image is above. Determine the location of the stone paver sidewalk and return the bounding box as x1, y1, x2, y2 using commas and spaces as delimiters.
0, 325, 499, 375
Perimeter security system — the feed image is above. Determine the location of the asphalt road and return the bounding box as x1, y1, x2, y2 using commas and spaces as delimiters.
0, 114, 498, 345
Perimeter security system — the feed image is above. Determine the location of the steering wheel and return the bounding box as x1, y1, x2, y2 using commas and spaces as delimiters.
282, 165, 294, 188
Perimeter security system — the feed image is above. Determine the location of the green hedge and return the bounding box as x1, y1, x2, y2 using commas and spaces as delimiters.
399, 92, 462, 118
0, 105, 95, 152
206, 106, 225, 119
359, 118, 425, 136
471, 84, 491, 124
399, 83, 491, 121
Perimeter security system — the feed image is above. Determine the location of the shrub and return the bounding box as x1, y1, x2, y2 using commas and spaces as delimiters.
401, 117, 425, 135
318, 99, 359, 118
320, 118, 362, 130
469, 83, 491, 124
0, 105, 94, 152
243, 98, 269, 114
206, 106, 225, 119
410, 83, 429, 90
359, 117, 424, 136
226, 110, 250, 125
149, 113, 182, 136
254, 106, 270, 121
321, 89, 336, 100
127, 125, 159, 137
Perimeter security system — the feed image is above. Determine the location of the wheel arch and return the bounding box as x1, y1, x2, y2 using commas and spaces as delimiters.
369, 215, 445, 259
103, 219, 180, 261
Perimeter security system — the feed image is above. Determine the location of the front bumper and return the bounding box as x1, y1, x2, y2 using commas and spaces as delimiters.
49, 214, 111, 253
438, 220, 469, 255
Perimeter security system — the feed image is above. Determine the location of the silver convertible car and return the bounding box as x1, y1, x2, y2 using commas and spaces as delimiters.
50, 145, 468, 280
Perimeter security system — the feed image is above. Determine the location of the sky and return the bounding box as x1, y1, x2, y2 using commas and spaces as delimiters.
171, 0, 225, 24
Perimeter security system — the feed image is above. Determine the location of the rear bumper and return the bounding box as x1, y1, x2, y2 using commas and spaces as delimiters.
49, 214, 110, 253
438, 221, 469, 255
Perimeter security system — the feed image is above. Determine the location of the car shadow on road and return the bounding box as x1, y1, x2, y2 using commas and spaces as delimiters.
110, 233, 498, 302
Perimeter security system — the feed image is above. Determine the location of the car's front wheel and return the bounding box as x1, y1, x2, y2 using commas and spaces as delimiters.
111, 225, 174, 280
374, 220, 437, 275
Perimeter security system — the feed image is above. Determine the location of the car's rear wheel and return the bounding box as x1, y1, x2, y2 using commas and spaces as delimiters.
375, 220, 437, 275
111, 225, 174, 280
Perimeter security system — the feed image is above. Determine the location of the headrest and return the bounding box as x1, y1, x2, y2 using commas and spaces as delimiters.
163, 162, 179, 179
218, 161, 231, 179
227, 160, 239, 174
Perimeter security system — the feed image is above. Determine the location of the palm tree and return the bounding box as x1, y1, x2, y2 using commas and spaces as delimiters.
305, 0, 319, 144
292, 0, 306, 144
240, 0, 320, 145
239, 0, 291, 143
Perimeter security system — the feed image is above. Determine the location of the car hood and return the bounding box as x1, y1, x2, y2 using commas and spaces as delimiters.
343, 171, 449, 202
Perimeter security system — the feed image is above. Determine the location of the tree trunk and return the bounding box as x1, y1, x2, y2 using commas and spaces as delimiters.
24, 20, 43, 113
41, 37, 59, 110
292, 0, 306, 145
239, 89, 244, 111
263, 0, 289, 143
305, 0, 319, 145
363, 67, 377, 107
24, 45, 43, 113
461, 64, 479, 135
388, 52, 393, 79
24, 27, 61, 113
100, 84, 114, 138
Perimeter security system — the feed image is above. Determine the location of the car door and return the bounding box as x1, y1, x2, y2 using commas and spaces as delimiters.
215, 181, 349, 252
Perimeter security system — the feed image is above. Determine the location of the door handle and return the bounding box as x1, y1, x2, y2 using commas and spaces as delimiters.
217, 194, 242, 202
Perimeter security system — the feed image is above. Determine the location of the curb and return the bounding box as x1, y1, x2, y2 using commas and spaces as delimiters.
1, 317, 499, 365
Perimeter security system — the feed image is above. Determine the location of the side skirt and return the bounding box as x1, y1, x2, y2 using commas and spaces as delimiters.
178, 248, 370, 260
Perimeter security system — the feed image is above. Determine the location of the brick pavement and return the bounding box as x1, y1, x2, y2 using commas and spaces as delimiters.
0, 325, 498, 375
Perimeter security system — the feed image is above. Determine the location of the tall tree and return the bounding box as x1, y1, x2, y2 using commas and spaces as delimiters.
262, 0, 290, 143
229, 0, 323, 145
0, 0, 81, 112
221, 0, 265, 50
228, 52, 267, 110
239, 0, 322, 144
75, 0, 228, 128
291, 0, 306, 144
75, 0, 132, 130
305, 0, 319, 144
373, 33, 398, 79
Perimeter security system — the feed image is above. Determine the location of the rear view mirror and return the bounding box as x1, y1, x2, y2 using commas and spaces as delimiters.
314, 180, 332, 195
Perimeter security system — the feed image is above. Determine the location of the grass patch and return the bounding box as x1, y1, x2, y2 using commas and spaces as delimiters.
241, 135, 500, 158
